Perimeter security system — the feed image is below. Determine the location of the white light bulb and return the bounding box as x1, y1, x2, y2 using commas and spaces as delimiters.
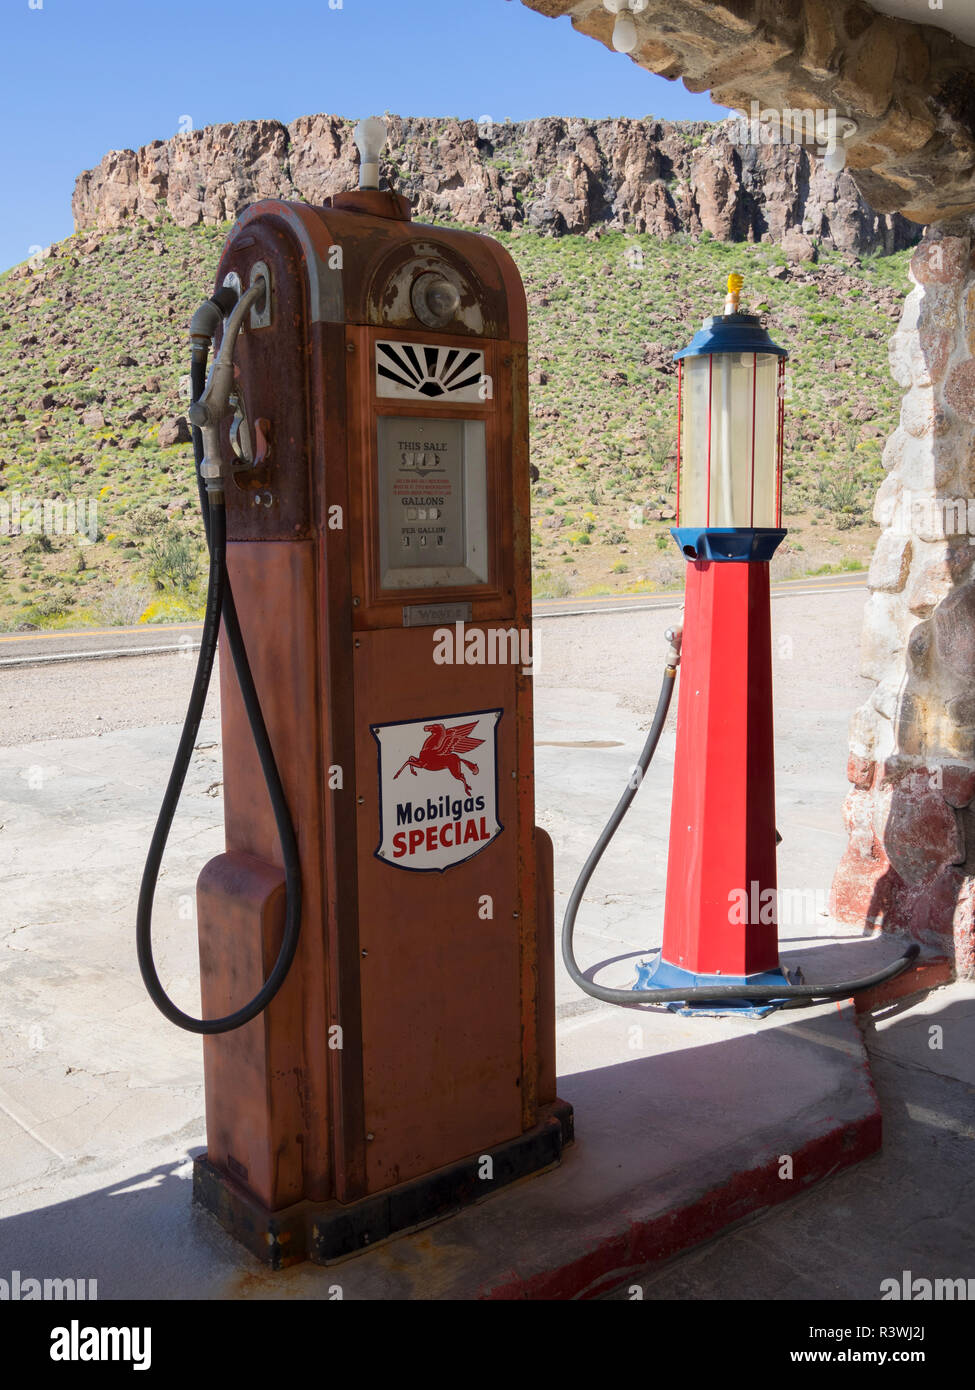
824, 143, 847, 174
354, 116, 387, 190
612, 11, 638, 53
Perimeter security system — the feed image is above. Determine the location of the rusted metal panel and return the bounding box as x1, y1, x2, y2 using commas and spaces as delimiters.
505, 338, 539, 1132
197, 195, 567, 1249
351, 632, 525, 1190
314, 318, 368, 1204
213, 540, 333, 1205
198, 852, 303, 1209
216, 221, 314, 544
535, 828, 558, 1108
222, 198, 519, 336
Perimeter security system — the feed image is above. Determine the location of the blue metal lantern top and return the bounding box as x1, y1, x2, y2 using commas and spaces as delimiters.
674, 311, 787, 361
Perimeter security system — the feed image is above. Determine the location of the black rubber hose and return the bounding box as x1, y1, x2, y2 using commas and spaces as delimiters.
562, 666, 920, 1010
135, 345, 302, 1034
190, 353, 211, 545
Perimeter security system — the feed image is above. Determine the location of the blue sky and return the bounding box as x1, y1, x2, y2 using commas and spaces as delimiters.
0, 0, 727, 272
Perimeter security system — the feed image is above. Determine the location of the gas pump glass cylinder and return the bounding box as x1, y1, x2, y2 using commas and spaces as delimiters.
676, 276, 787, 531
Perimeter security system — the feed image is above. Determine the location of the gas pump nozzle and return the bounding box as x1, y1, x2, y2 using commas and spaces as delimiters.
187, 277, 267, 498
188, 284, 239, 352
664, 623, 682, 671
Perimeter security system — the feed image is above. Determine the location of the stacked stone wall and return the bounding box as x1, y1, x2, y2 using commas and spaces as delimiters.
831, 225, 975, 975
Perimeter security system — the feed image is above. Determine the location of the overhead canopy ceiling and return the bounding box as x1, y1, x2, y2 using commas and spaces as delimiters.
520, 0, 975, 224
869, 0, 975, 50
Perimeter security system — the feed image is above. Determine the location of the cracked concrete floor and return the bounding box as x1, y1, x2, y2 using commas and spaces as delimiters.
606, 985, 975, 1299
0, 587, 973, 1297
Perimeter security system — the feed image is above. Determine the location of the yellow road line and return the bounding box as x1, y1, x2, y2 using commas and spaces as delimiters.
537, 576, 865, 610
0, 575, 866, 643
0, 622, 202, 644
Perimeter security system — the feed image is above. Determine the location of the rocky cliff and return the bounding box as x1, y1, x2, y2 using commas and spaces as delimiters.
72, 114, 918, 256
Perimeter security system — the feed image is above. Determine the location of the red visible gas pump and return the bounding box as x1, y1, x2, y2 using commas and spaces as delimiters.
137, 118, 571, 1267
562, 274, 918, 1016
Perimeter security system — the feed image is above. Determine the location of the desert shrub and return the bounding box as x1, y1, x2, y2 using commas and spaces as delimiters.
818, 467, 868, 530
97, 580, 154, 626
145, 526, 198, 591
532, 572, 572, 599
126, 503, 169, 537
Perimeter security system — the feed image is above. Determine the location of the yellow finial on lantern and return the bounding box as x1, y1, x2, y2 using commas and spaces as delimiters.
725, 272, 744, 315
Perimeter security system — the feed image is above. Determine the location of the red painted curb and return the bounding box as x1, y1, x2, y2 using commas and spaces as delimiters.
854, 957, 953, 1014
483, 1108, 882, 1300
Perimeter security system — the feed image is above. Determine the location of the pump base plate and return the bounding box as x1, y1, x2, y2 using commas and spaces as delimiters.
633, 952, 793, 1017
193, 1099, 574, 1268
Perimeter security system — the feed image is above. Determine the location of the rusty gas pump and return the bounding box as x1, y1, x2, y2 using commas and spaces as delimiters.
137, 118, 571, 1267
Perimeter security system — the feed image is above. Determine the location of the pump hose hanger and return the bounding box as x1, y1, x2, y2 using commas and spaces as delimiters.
135, 277, 302, 1035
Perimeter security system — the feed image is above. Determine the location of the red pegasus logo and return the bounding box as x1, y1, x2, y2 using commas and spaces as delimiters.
393, 720, 484, 795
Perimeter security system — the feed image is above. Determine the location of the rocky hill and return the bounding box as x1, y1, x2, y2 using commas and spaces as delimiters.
0, 111, 919, 632
0, 212, 910, 630
73, 114, 918, 258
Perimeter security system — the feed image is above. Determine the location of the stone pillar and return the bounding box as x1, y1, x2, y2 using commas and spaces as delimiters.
831, 224, 975, 977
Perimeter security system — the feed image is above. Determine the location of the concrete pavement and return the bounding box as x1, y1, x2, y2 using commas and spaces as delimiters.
0, 587, 970, 1298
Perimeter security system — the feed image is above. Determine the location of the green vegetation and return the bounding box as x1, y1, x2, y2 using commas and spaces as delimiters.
0, 219, 225, 629
499, 226, 907, 595
809, 557, 866, 575
0, 216, 910, 627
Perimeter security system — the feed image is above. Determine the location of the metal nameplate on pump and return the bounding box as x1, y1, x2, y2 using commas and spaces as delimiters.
402, 602, 473, 628
376, 415, 489, 589
380, 417, 465, 566
371, 708, 503, 872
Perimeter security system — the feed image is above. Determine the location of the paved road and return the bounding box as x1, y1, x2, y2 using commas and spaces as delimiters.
0, 572, 865, 667
0, 623, 203, 667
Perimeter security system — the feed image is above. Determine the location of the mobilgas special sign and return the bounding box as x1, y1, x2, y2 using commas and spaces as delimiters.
371, 708, 503, 872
